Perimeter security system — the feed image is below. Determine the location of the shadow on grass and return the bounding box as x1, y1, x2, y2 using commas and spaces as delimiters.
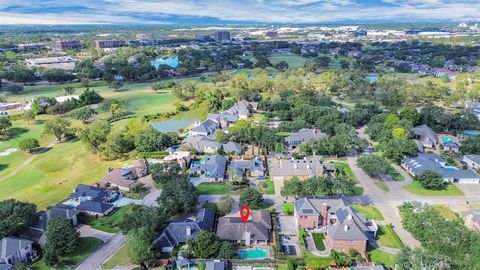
0, 127, 29, 141
0, 164, 9, 172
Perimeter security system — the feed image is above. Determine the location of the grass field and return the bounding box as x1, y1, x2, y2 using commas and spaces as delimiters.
404, 181, 464, 196
81, 205, 133, 233
196, 182, 231, 195
0, 139, 124, 209
102, 244, 132, 269
312, 233, 326, 251
268, 53, 307, 69
351, 204, 384, 220
432, 205, 461, 221
377, 225, 404, 249
332, 161, 355, 180
32, 237, 103, 270
367, 246, 396, 268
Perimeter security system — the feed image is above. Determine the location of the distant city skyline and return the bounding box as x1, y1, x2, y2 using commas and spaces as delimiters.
0, 0, 479, 25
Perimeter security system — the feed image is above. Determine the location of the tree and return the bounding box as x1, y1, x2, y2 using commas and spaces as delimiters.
6, 84, 24, 94
43, 118, 71, 142
79, 121, 111, 153
0, 117, 12, 134
110, 102, 120, 117
379, 138, 418, 163
188, 231, 223, 259
0, 199, 36, 238
135, 127, 170, 153
396, 247, 452, 270
63, 86, 76, 95
217, 195, 234, 216
414, 170, 445, 190
109, 81, 124, 92
239, 188, 263, 209
70, 107, 95, 124
392, 127, 408, 139
275, 60, 289, 72
357, 154, 392, 178
79, 88, 103, 105
18, 138, 40, 153
127, 227, 155, 265
157, 177, 198, 217
22, 110, 35, 125
151, 162, 182, 186
120, 205, 164, 234
44, 217, 80, 266
460, 136, 480, 154
213, 129, 228, 143
217, 241, 237, 259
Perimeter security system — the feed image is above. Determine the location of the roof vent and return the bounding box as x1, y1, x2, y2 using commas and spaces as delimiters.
186, 226, 191, 236
347, 214, 352, 220
344, 225, 349, 231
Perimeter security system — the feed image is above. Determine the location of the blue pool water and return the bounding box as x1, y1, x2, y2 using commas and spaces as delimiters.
239, 248, 268, 259
366, 74, 378, 82
151, 56, 179, 69
463, 130, 480, 136
445, 166, 459, 171
443, 137, 453, 144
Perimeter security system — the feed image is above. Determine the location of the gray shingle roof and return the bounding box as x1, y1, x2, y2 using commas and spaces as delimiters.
269, 155, 324, 178
190, 119, 219, 135
0, 264, 13, 270
403, 153, 480, 179
216, 210, 271, 242
76, 200, 114, 214
184, 136, 222, 152
465, 154, 480, 164
206, 261, 225, 270
70, 184, 108, 201
30, 205, 77, 231
295, 197, 347, 216
228, 158, 264, 177
413, 124, 437, 146
0, 237, 32, 259
190, 155, 227, 179
222, 141, 243, 154
285, 128, 328, 145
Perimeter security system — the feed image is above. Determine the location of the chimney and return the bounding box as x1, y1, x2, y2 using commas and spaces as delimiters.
344, 225, 349, 232
107, 167, 113, 173
321, 203, 328, 226
347, 214, 352, 220
186, 226, 191, 236
294, 164, 298, 169
244, 230, 251, 246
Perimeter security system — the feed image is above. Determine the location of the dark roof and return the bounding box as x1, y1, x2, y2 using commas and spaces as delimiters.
0, 237, 32, 259
206, 261, 226, 270
403, 153, 480, 179
0, 264, 13, 270
216, 210, 271, 242
465, 154, 480, 164
196, 208, 216, 232
76, 200, 114, 214
30, 205, 77, 231
70, 184, 108, 201
190, 155, 227, 179
285, 128, 327, 145
101, 168, 138, 188
222, 141, 243, 154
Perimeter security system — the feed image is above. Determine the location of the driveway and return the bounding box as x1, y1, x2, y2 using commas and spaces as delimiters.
76, 232, 126, 270
77, 224, 115, 242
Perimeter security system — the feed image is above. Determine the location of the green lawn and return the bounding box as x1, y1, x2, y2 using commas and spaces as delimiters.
367, 246, 397, 268
432, 205, 461, 221
298, 228, 307, 247
196, 182, 231, 195
281, 203, 294, 215
303, 252, 331, 269
102, 244, 132, 269
390, 166, 405, 181
81, 205, 133, 233
32, 237, 103, 270
351, 204, 384, 220
377, 225, 404, 249
311, 233, 326, 251
258, 178, 275, 195
268, 53, 307, 69
404, 181, 464, 196
375, 181, 390, 192
332, 161, 355, 180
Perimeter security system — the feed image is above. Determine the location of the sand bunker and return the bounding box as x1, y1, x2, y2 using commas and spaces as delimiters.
0, 148, 17, 156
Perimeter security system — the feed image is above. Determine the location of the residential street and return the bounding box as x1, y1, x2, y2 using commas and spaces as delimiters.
76, 232, 126, 270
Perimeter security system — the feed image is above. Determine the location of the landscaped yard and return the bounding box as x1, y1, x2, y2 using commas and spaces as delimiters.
404, 181, 464, 196
102, 244, 131, 269
32, 237, 103, 270
377, 224, 404, 249
81, 205, 133, 233
281, 203, 294, 215
258, 178, 275, 195
367, 246, 397, 268
332, 161, 355, 180
351, 204, 384, 220
268, 53, 307, 69
195, 182, 231, 195
432, 205, 461, 221
311, 233, 326, 251
303, 252, 331, 269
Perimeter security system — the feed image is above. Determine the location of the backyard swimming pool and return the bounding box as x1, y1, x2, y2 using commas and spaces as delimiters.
445, 166, 459, 171
239, 248, 268, 259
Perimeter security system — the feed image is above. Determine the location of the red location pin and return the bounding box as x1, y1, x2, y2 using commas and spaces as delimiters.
240, 205, 250, 224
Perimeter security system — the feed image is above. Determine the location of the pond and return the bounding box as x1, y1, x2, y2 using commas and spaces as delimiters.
366, 74, 378, 83
151, 110, 200, 133
151, 56, 179, 70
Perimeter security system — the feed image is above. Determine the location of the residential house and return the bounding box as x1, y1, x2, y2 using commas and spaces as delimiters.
461, 210, 480, 231
228, 158, 265, 180
21, 205, 78, 245
268, 155, 325, 191
100, 167, 139, 191
222, 141, 243, 154
284, 129, 328, 151
466, 101, 480, 120
413, 125, 438, 149
163, 151, 191, 168
443, 141, 460, 153
464, 155, 480, 171
64, 184, 117, 217
225, 100, 255, 119
184, 136, 222, 154
207, 113, 239, 129
216, 210, 272, 246
132, 159, 150, 177
153, 209, 216, 252
190, 155, 227, 182
189, 119, 219, 137
402, 153, 480, 184
206, 260, 226, 270
294, 197, 378, 254
0, 237, 36, 269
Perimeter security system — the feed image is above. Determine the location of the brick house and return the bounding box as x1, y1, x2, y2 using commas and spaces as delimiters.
294, 197, 378, 254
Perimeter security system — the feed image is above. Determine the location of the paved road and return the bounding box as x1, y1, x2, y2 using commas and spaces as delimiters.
77, 224, 115, 242
76, 232, 126, 270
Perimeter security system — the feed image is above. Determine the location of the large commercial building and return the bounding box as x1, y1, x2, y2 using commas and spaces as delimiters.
214, 30, 231, 42
55, 40, 81, 50
95, 40, 122, 49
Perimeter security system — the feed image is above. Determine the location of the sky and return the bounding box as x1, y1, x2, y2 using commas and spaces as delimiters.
0, 0, 479, 25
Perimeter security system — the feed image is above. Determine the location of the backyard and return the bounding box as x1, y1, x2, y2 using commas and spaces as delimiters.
350, 204, 384, 220
195, 182, 231, 195
32, 237, 103, 270
367, 246, 396, 268
311, 233, 326, 251
404, 181, 464, 196
257, 178, 275, 195
331, 161, 355, 180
